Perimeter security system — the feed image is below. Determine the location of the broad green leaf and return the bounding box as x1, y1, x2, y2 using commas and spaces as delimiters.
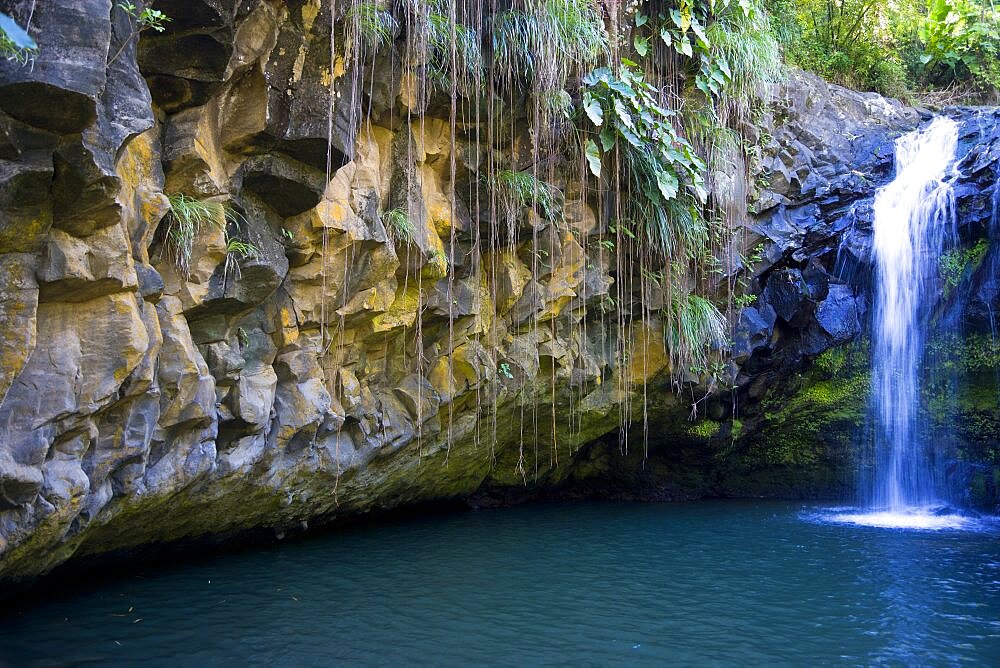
609, 80, 635, 98
679, 4, 692, 30
717, 57, 732, 79
634, 35, 649, 57
583, 67, 613, 86
583, 92, 604, 127
585, 139, 602, 178
619, 126, 642, 147
635, 13, 649, 27
656, 170, 680, 200
678, 35, 693, 57
693, 182, 709, 203
690, 17, 709, 48
613, 97, 635, 129
599, 127, 616, 151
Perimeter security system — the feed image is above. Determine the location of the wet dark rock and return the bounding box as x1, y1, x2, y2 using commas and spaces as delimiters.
816, 284, 862, 342
732, 306, 773, 363
136, 263, 165, 302
0, 1, 109, 134
765, 269, 811, 327
240, 154, 326, 217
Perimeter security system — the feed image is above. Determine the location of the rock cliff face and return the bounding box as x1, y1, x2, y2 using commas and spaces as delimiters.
0, 1, 997, 584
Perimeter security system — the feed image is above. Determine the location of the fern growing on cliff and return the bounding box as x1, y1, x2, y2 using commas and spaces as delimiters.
382, 207, 413, 244
163, 194, 257, 280
666, 292, 729, 375
345, 0, 399, 65
490, 0, 608, 92
163, 195, 223, 277
403, 0, 483, 94
486, 169, 562, 228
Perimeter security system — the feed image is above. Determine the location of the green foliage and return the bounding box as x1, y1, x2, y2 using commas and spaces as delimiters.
771, 0, 1000, 99
109, 2, 170, 65
118, 2, 169, 32
382, 207, 413, 243
164, 194, 224, 277
538, 88, 575, 119
666, 293, 729, 372
705, 0, 783, 116
774, 0, 910, 96
345, 1, 399, 64
225, 238, 259, 258
486, 169, 562, 223
757, 341, 870, 466
491, 0, 607, 93
582, 64, 708, 258
939, 238, 989, 288
927, 332, 1000, 373
919, 0, 1000, 92
688, 418, 722, 438
490, 9, 537, 88
163, 194, 251, 279
0, 12, 37, 64
404, 0, 483, 93
630, 0, 780, 112
224, 238, 260, 280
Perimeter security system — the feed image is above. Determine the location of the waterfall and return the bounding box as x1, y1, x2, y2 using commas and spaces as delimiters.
868, 117, 959, 512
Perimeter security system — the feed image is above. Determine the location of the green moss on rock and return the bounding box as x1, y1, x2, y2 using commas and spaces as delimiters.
688, 419, 721, 439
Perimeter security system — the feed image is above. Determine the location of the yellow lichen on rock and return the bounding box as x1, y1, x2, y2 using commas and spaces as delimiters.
626, 322, 670, 385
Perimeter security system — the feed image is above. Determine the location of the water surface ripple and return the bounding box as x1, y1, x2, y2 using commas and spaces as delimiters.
0, 501, 997, 665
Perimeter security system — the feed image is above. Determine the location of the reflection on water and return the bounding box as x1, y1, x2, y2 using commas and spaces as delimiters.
0, 502, 997, 665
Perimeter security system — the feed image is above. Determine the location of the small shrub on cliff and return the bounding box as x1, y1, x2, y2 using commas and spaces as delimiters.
109, 2, 170, 65
582, 63, 708, 258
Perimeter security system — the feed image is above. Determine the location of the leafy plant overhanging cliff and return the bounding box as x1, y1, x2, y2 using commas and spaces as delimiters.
0, 0, 997, 585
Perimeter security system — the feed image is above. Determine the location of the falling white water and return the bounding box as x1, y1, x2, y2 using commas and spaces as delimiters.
869, 117, 958, 513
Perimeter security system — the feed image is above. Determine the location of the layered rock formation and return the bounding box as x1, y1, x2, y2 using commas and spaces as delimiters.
0, 0, 997, 584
